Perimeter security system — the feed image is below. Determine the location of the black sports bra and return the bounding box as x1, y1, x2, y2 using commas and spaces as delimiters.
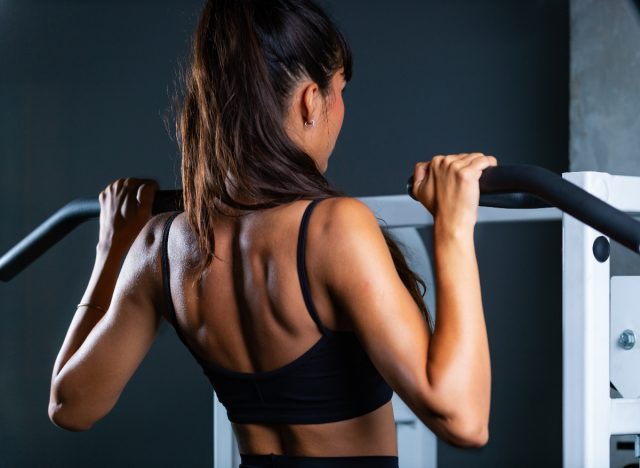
161, 198, 393, 424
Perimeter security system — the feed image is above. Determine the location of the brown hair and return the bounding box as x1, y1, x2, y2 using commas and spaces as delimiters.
177, 0, 433, 330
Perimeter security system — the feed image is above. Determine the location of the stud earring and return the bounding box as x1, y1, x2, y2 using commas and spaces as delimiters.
304, 119, 315, 128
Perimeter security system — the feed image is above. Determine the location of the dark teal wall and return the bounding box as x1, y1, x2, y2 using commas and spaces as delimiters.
0, 1, 568, 466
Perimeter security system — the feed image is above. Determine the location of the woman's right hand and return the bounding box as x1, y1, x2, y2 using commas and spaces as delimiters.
97, 177, 159, 255
410, 153, 498, 232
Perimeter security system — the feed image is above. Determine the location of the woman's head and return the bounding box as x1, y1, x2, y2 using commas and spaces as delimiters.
179, 0, 351, 219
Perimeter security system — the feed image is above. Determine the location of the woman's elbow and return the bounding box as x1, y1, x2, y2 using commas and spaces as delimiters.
418, 388, 490, 449
447, 419, 489, 448
48, 401, 94, 432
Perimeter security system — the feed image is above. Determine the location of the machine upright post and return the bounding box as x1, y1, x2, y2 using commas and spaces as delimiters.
562, 171, 612, 467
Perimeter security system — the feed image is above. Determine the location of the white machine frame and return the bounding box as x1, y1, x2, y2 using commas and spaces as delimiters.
212, 171, 640, 468
563, 172, 640, 468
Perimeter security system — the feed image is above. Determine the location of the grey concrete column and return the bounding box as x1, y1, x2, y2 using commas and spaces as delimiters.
571, 0, 640, 277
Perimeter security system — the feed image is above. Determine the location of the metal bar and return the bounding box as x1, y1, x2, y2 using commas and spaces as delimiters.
0, 190, 182, 282
478, 166, 640, 254
5, 165, 640, 283
361, 194, 562, 228
213, 391, 237, 467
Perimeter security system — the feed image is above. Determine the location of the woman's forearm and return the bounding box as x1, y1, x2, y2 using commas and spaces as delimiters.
51, 245, 125, 380
426, 220, 491, 429
48, 179, 158, 431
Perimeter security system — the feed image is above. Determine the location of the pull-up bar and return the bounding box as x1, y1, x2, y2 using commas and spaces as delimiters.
1, 164, 639, 282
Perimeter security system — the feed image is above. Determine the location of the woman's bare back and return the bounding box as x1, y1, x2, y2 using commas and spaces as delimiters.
162, 199, 398, 456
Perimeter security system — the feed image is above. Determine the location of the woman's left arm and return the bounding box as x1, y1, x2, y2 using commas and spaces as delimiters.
48, 178, 164, 431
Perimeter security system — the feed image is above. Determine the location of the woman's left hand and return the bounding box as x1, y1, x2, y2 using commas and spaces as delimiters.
97, 178, 159, 254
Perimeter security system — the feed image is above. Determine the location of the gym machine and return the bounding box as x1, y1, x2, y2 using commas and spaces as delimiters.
2, 165, 640, 468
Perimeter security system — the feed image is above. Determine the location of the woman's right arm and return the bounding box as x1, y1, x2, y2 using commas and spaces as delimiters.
310, 154, 495, 448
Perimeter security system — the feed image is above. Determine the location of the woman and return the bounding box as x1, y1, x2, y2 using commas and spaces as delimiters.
48, 0, 494, 466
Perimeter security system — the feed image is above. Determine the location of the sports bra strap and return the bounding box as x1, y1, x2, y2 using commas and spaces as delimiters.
161, 211, 182, 328
297, 198, 333, 336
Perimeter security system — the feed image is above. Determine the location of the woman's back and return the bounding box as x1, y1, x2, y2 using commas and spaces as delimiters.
162, 198, 398, 456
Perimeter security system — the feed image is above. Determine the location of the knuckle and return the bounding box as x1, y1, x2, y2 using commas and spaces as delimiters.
443, 155, 457, 167
458, 169, 474, 181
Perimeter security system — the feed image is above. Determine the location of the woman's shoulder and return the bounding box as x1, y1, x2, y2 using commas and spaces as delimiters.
126, 211, 188, 271
308, 196, 381, 240
305, 196, 387, 279
141, 211, 184, 249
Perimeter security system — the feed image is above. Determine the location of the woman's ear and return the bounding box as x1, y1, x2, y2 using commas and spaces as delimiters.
300, 82, 320, 126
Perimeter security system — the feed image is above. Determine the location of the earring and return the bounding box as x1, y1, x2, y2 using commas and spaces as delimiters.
304, 119, 315, 128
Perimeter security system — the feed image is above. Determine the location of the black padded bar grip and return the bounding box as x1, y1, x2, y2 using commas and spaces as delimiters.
406, 171, 551, 209
480, 165, 640, 254
408, 164, 640, 254
0, 190, 183, 282
477, 192, 551, 209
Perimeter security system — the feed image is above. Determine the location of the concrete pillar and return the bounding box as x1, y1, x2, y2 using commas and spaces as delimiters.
571, 0, 640, 274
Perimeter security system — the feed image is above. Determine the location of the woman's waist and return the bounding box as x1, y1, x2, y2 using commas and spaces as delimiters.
232, 400, 398, 459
